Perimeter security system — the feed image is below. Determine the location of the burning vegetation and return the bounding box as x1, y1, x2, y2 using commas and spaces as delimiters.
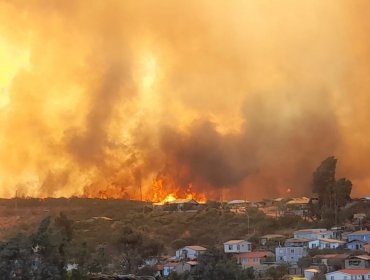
0, 1, 370, 200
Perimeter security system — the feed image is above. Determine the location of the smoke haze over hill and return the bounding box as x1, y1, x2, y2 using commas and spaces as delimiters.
0, 1, 370, 199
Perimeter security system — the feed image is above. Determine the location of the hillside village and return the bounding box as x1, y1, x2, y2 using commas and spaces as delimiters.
0, 194, 366, 279
140, 196, 370, 280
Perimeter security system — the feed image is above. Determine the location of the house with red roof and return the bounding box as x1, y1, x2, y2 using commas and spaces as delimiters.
325, 269, 370, 280
235, 251, 274, 269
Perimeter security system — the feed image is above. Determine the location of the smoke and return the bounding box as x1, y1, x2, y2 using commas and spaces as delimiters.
0, 0, 369, 199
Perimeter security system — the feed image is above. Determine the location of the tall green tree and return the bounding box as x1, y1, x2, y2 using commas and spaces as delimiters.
311, 156, 352, 224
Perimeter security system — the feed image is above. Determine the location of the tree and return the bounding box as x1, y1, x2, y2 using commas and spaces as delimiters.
311, 156, 352, 224
297, 256, 313, 269
266, 265, 289, 280
197, 247, 253, 280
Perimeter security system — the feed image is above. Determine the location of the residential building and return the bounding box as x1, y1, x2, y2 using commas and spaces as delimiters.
346, 239, 368, 250
294, 229, 333, 240
223, 240, 252, 253
175, 261, 198, 275
308, 238, 346, 249
175, 246, 207, 260
313, 254, 350, 272
260, 234, 286, 246
235, 251, 273, 269
275, 246, 307, 264
304, 268, 320, 280
163, 262, 177, 277
285, 238, 310, 247
348, 230, 370, 243
325, 269, 370, 280
345, 255, 370, 269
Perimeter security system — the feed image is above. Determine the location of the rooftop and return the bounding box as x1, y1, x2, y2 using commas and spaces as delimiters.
318, 238, 346, 244
224, 240, 250, 245
350, 255, 370, 261
237, 251, 271, 258
349, 230, 370, 235
329, 269, 370, 275
314, 254, 350, 260
185, 245, 207, 251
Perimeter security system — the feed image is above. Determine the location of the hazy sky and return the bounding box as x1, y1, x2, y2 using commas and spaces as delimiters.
0, 1, 369, 200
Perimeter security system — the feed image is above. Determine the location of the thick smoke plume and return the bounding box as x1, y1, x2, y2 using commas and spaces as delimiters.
0, 1, 369, 200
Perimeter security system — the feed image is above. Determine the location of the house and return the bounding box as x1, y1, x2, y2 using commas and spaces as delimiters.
348, 230, 370, 243
163, 262, 177, 277
175, 246, 207, 260
260, 234, 286, 246
304, 268, 320, 280
308, 238, 346, 249
325, 269, 370, 280
364, 243, 370, 254
228, 200, 250, 213
294, 229, 333, 240
346, 239, 368, 250
224, 240, 252, 253
313, 254, 350, 272
345, 255, 370, 269
275, 246, 307, 264
235, 251, 274, 269
175, 261, 198, 275
285, 238, 311, 247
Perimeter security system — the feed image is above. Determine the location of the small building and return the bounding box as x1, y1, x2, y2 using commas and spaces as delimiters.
294, 229, 333, 240
285, 238, 311, 247
260, 234, 286, 246
235, 251, 274, 269
304, 268, 320, 280
348, 230, 370, 243
175, 261, 198, 275
275, 246, 307, 264
176, 245, 207, 260
224, 240, 252, 253
345, 255, 370, 269
313, 254, 350, 272
325, 269, 370, 280
163, 262, 177, 277
346, 239, 368, 251
308, 238, 346, 249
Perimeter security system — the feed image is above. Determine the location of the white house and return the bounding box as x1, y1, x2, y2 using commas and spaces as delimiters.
325, 269, 370, 280
223, 240, 252, 253
294, 229, 334, 240
308, 238, 346, 249
176, 245, 207, 260
275, 246, 307, 264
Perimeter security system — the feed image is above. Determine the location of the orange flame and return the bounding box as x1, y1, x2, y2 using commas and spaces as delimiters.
147, 180, 207, 204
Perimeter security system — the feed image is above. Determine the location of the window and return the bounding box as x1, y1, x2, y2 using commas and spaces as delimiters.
290, 249, 295, 253
330, 276, 334, 280
229, 245, 233, 250
237, 245, 240, 250
344, 276, 347, 280
253, 258, 257, 262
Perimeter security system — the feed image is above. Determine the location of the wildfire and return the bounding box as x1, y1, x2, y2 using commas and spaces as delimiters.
148, 180, 207, 204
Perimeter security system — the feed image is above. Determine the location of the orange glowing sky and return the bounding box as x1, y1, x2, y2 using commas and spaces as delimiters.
0, 1, 370, 200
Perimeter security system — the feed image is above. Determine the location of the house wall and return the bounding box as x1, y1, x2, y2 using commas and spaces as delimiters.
176, 247, 200, 260
347, 241, 365, 250
224, 241, 252, 253
275, 246, 307, 264
163, 266, 175, 277
325, 272, 370, 280
345, 259, 370, 269
239, 257, 262, 269
348, 234, 370, 243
